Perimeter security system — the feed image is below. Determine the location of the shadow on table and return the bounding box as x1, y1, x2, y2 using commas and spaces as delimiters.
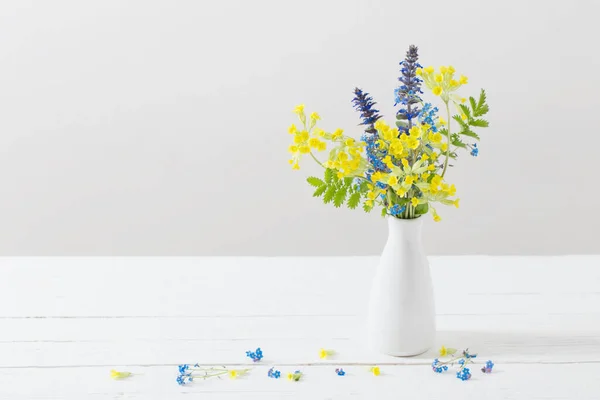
415, 330, 600, 362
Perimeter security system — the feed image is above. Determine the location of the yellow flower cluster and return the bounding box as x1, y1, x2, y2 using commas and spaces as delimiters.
418, 65, 467, 103
325, 136, 366, 178
287, 105, 328, 170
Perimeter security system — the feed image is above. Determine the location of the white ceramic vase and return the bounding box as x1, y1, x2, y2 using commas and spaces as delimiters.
367, 216, 435, 356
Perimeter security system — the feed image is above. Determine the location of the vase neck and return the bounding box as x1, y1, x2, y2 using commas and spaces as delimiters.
387, 217, 423, 243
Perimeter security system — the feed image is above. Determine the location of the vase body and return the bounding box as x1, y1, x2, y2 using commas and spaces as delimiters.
367, 217, 435, 356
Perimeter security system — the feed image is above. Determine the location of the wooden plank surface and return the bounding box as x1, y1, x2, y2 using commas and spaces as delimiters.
0, 256, 599, 399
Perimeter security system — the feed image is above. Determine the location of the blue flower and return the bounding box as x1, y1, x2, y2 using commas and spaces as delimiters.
417, 103, 440, 132
395, 45, 423, 135
352, 88, 382, 134
431, 359, 447, 373
268, 367, 281, 379
178, 364, 189, 375
470, 143, 479, 157
389, 204, 406, 217
457, 368, 472, 381
458, 359, 465, 365
335, 368, 346, 376
176, 373, 193, 386
246, 348, 263, 362
481, 360, 494, 373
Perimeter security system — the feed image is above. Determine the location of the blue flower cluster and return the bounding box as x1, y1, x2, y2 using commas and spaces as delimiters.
267, 367, 281, 379
417, 103, 439, 132
353, 88, 388, 173
352, 88, 382, 134
431, 359, 449, 373
470, 143, 479, 157
335, 368, 346, 376
177, 364, 193, 386
456, 367, 472, 381
481, 360, 494, 373
395, 45, 423, 135
246, 348, 263, 362
389, 204, 406, 217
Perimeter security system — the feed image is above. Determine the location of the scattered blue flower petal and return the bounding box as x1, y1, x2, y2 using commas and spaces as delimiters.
457, 367, 472, 381
335, 368, 346, 376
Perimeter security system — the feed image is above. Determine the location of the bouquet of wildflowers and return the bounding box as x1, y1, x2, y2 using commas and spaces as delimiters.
286, 45, 489, 221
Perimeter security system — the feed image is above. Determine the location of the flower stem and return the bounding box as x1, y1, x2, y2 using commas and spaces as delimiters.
309, 151, 325, 168
441, 101, 451, 178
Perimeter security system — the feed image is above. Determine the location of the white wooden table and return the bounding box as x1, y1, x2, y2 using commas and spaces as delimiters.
1, 256, 599, 399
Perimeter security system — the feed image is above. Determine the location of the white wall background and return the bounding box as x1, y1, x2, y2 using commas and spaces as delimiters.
0, 0, 598, 256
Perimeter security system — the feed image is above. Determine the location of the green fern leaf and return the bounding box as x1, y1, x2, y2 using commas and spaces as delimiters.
459, 104, 472, 120
380, 207, 388, 217
347, 192, 360, 209
459, 129, 480, 139
323, 186, 336, 204
470, 119, 489, 128
474, 90, 489, 117
363, 201, 373, 213
469, 96, 477, 112
324, 168, 334, 184
307, 177, 325, 187
333, 186, 348, 208
477, 89, 487, 110
453, 115, 468, 128
313, 185, 327, 197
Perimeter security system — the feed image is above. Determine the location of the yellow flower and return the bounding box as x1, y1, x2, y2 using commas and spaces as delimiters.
448, 184, 457, 196
421, 154, 429, 161
432, 86, 443, 96
459, 75, 468, 84
292, 162, 300, 170
332, 128, 343, 140
388, 175, 399, 186
345, 138, 355, 146
421, 172, 430, 181
433, 214, 441, 222
317, 141, 327, 151
409, 126, 421, 137
425, 66, 434, 74
411, 197, 419, 207
438, 117, 446, 126
461, 113, 467, 121
319, 348, 334, 359
427, 164, 435, 171
431, 175, 442, 186
449, 79, 458, 87
229, 370, 238, 379
337, 152, 348, 161
407, 137, 419, 150
396, 188, 406, 197
429, 132, 442, 143
383, 155, 394, 169
287, 372, 294, 380
310, 112, 321, 121
460, 97, 467, 103
370, 366, 381, 376
439, 346, 448, 357
404, 176, 414, 185
430, 152, 439, 160
288, 124, 297, 134
299, 145, 310, 154
308, 137, 320, 148
441, 143, 448, 152
416, 68, 423, 76
389, 139, 404, 156
371, 171, 384, 182
440, 66, 448, 74
448, 65, 456, 74
293, 104, 305, 115
337, 171, 344, 179
434, 74, 443, 83
110, 370, 132, 380
453, 198, 460, 208
401, 158, 409, 168
367, 191, 377, 200
365, 200, 374, 207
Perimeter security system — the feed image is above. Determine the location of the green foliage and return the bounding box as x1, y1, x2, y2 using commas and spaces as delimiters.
323, 186, 337, 204
333, 186, 348, 208
347, 192, 361, 209
415, 203, 429, 215
452, 90, 489, 144
309, 168, 376, 212
306, 177, 325, 187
